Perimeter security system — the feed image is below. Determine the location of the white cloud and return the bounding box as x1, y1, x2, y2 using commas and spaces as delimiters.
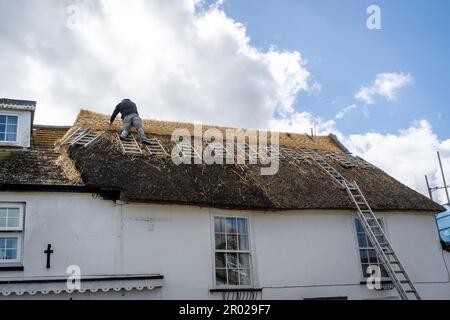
270, 111, 337, 136
270, 110, 450, 204
2, 1, 448, 204
335, 104, 358, 119
355, 72, 414, 105
343, 120, 450, 204
0, 0, 314, 129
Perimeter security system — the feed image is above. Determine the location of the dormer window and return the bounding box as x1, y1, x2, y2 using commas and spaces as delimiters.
0, 98, 36, 148
0, 114, 19, 142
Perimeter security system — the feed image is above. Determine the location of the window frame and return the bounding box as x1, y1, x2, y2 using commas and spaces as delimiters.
0, 203, 25, 265
0, 233, 23, 264
211, 215, 256, 289
0, 112, 20, 144
354, 217, 390, 280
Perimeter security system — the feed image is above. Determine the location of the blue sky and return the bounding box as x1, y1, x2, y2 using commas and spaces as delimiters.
218, 0, 450, 138
1, 0, 449, 199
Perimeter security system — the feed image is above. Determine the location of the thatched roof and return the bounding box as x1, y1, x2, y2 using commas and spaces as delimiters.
0, 109, 444, 213
65, 110, 443, 213
0, 126, 77, 186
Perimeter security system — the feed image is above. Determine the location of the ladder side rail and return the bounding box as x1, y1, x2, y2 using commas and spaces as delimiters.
61, 127, 81, 144
234, 142, 249, 161
352, 182, 408, 298
70, 130, 90, 146
130, 134, 143, 154
301, 149, 350, 188
345, 182, 408, 300
62, 128, 85, 145
117, 133, 127, 154
83, 133, 101, 148
157, 140, 169, 155
351, 182, 420, 300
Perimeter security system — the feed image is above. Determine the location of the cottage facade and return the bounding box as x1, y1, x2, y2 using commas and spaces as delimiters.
0, 100, 449, 299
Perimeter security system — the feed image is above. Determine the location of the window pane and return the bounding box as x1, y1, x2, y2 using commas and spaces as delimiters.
6, 124, 17, 133
7, 218, 19, 228
0, 115, 5, 124
0, 209, 6, 218
360, 250, 368, 263
216, 269, 227, 285
0, 237, 18, 260
228, 269, 239, 285
0, 218, 6, 228
226, 218, 237, 234
357, 233, 367, 247
368, 250, 378, 263
214, 217, 225, 233
226, 253, 238, 269
0, 132, 5, 141
6, 238, 17, 249
226, 235, 238, 250
7, 116, 18, 125
362, 264, 370, 277
355, 219, 363, 233
7, 208, 20, 218
237, 218, 248, 234
239, 269, 251, 286
238, 235, 249, 251
215, 234, 225, 250
215, 253, 226, 268
6, 133, 16, 141
0, 124, 5, 133
238, 253, 250, 269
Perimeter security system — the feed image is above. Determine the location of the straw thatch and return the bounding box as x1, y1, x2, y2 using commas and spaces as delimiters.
64, 110, 444, 213
66, 109, 342, 152
0, 110, 444, 214
0, 126, 77, 186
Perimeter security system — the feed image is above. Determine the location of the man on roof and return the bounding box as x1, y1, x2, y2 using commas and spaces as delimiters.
110, 99, 150, 144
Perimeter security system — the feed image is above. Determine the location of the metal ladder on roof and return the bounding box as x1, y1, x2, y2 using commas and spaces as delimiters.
326, 152, 355, 169
144, 138, 168, 156
61, 127, 100, 148
71, 131, 101, 148
117, 133, 143, 155
61, 128, 89, 145
345, 181, 421, 300
299, 148, 420, 300
234, 141, 258, 162
281, 147, 310, 164
299, 148, 351, 189
205, 141, 233, 159
175, 142, 202, 161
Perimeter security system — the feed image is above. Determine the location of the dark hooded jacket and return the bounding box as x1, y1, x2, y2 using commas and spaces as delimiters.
110, 99, 139, 122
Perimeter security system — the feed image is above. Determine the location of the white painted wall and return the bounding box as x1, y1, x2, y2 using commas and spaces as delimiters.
0, 192, 449, 300
0, 109, 32, 148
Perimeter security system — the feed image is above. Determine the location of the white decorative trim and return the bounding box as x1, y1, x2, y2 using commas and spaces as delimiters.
0, 104, 35, 112
0, 276, 163, 296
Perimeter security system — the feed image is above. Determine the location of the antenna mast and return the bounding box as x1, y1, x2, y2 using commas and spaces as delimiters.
425, 151, 450, 207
